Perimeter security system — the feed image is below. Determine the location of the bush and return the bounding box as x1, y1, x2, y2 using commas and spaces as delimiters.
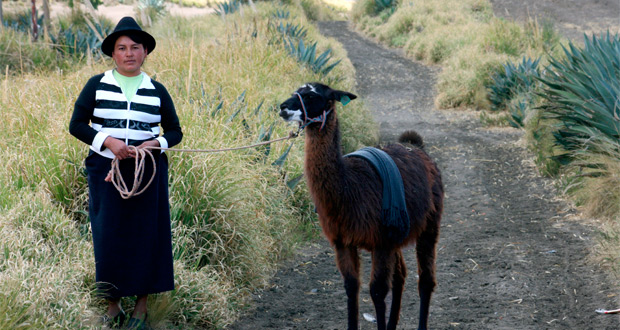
136, 0, 168, 27
534, 32, 620, 219
538, 32, 620, 165
215, 0, 242, 16
51, 13, 114, 60
269, 8, 342, 82
2, 9, 43, 34
487, 56, 542, 127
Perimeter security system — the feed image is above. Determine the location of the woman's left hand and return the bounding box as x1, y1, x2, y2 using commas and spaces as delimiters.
137, 139, 161, 149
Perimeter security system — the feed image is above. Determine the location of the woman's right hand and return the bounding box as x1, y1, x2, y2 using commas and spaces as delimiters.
103, 137, 135, 160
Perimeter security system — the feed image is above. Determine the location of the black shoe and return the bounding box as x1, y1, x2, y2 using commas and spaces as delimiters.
125, 313, 148, 330
101, 309, 126, 329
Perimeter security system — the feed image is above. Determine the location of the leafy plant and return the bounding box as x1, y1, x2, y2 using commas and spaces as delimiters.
275, 22, 308, 40
268, 9, 341, 77
538, 32, 620, 165
49, 15, 113, 59
2, 9, 43, 34
272, 9, 290, 20
488, 57, 542, 111
137, 0, 167, 27
283, 37, 341, 75
215, 0, 242, 16
375, 0, 397, 15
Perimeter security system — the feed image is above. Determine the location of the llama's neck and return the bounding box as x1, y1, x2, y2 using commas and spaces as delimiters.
304, 110, 348, 205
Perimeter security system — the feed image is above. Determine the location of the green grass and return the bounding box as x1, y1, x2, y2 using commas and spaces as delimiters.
0, 2, 377, 329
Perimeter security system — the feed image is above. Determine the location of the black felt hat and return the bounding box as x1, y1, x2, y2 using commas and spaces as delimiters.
101, 16, 156, 57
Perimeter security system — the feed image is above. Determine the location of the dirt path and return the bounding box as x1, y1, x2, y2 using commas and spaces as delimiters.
489, 0, 619, 43
229, 20, 620, 329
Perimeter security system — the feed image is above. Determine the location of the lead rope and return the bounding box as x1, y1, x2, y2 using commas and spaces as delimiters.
108, 130, 300, 199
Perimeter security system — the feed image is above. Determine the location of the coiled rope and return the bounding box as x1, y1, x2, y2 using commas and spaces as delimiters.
109, 130, 300, 199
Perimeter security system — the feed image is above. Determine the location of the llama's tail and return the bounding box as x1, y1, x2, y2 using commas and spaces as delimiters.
398, 130, 424, 148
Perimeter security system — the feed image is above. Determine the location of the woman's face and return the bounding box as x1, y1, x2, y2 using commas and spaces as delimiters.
112, 35, 148, 77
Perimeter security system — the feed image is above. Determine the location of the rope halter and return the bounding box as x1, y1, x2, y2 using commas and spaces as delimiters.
295, 92, 331, 131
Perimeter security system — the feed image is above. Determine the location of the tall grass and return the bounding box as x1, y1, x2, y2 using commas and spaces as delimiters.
0, 2, 376, 329
0, 8, 115, 74
351, 0, 564, 109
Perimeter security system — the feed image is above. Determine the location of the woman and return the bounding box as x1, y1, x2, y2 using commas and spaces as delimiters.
69, 17, 182, 329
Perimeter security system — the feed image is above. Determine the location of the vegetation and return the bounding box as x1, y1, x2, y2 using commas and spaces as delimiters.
351, 0, 562, 110
536, 33, 620, 217
0, 2, 376, 329
136, 0, 168, 26
167, 0, 210, 8
483, 33, 620, 224
0, 8, 114, 73
487, 56, 542, 127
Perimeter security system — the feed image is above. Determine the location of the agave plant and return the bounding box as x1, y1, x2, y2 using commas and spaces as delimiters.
49, 17, 112, 59
137, 0, 167, 27
488, 56, 542, 112
272, 9, 290, 20
215, 0, 242, 16
283, 37, 341, 76
538, 32, 620, 165
2, 9, 43, 34
375, 0, 397, 15
275, 22, 307, 40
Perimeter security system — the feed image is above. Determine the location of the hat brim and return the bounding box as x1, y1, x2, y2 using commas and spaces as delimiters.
101, 30, 156, 57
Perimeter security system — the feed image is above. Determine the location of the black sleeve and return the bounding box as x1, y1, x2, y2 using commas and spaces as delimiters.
154, 81, 183, 148
69, 74, 104, 146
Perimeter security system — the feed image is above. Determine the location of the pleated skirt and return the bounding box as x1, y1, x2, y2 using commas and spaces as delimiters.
85, 150, 174, 299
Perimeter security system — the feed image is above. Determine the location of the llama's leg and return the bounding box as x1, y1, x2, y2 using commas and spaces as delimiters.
415, 222, 439, 330
369, 249, 396, 330
387, 250, 406, 330
335, 243, 360, 330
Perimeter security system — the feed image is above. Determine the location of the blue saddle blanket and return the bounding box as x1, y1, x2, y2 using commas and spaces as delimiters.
345, 147, 410, 243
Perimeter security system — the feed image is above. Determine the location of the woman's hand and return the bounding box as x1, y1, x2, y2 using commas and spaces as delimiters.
103, 137, 134, 160
103, 138, 160, 182
137, 139, 161, 150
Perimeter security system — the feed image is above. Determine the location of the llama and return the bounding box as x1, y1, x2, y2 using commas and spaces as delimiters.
279, 83, 443, 330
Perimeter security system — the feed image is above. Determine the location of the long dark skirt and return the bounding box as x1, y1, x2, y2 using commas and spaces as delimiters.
85, 150, 174, 299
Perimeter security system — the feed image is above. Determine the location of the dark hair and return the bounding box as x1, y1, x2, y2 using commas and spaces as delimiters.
123, 32, 147, 49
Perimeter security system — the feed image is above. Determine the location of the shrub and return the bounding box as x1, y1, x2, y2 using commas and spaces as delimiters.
487, 56, 542, 126
538, 32, 620, 165
269, 9, 342, 81
283, 37, 341, 76
2, 9, 43, 34
215, 0, 242, 16
375, 0, 398, 16
136, 0, 168, 27
50, 14, 114, 60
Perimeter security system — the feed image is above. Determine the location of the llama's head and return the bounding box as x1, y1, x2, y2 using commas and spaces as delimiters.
279, 83, 357, 129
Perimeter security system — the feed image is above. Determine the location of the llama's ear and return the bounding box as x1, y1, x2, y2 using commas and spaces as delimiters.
328, 89, 357, 106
